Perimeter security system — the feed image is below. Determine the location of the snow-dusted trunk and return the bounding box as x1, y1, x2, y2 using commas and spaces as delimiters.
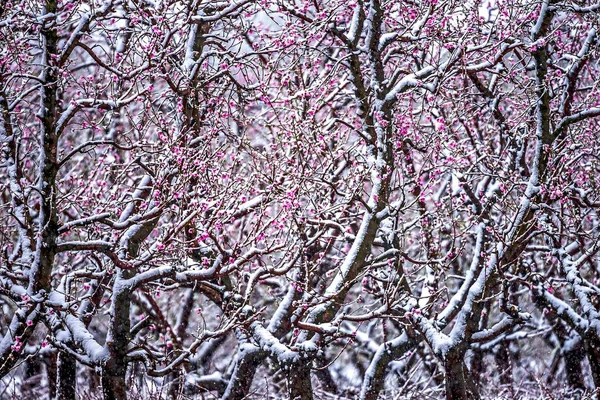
547, 321, 584, 390
100, 183, 158, 400
31, 0, 59, 296
102, 254, 141, 399
101, 278, 131, 400
0, 0, 59, 378
444, 352, 468, 400
564, 345, 585, 390
221, 347, 265, 400
444, 347, 479, 400
360, 333, 416, 400
101, 362, 128, 400
288, 365, 313, 400
55, 352, 76, 400
47, 354, 58, 399
495, 342, 512, 386
585, 335, 600, 392
222, 270, 302, 399
101, 269, 134, 400
469, 348, 484, 390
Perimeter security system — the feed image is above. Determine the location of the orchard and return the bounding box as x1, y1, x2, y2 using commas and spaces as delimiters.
2, 1, 600, 399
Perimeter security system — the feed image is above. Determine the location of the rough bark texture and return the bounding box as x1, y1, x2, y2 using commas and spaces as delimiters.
445, 348, 479, 400
586, 336, 600, 392
101, 365, 128, 400
288, 364, 313, 400
221, 348, 265, 400
496, 343, 512, 386
102, 274, 132, 400
55, 353, 76, 400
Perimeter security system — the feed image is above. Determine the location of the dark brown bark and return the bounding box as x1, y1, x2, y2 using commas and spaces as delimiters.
496, 342, 512, 386
55, 352, 76, 400
0, 0, 60, 379
585, 336, 600, 392
564, 346, 585, 390
102, 278, 132, 400
31, 0, 60, 294
444, 348, 479, 400
46, 353, 57, 399
288, 364, 313, 400
100, 212, 157, 400
444, 358, 468, 400
469, 348, 484, 389
101, 364, 128, 400
221, 347, 265, 400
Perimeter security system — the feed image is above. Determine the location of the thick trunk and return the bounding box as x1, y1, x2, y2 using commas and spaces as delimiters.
444, 358, 468, 400
585, 336, 600, 392
469, 348, 484, 389
103, 275, 133, 400
444, 350, 479, 400
288, 364, 313, 400
222, 271, 302, 400
495, 342, 512, 386
46, 353, 57, 399
0, 0, 59, 379
360, 333, 416, 400
101, 364, 128, 400
361, 350, 392, 400
55, 352, 76, 400
102, 213, 156, 400
563, 341, 585, 390
221, 347, 265, 400
167, 367, 184, 399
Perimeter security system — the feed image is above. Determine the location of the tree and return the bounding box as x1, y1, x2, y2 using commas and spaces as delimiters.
2, 0, 600, 399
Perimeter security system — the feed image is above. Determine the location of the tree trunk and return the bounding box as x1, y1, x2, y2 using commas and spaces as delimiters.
167, 367, 184, 400
360, 333, 416, 400
102, 280, 132, 400
444, 349, 479, 400
102, 363, 128, 400
495, 342, 511, 386
444, 358, 468, 400
55, 352, 76, 400
469, 348, 484, 390
563, 339, 585, 390
287, 364, 313, 400
585, 336, 600, 393
221, 346, 265, 400
46, 353, 57, 399
167, 289, 195, 399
